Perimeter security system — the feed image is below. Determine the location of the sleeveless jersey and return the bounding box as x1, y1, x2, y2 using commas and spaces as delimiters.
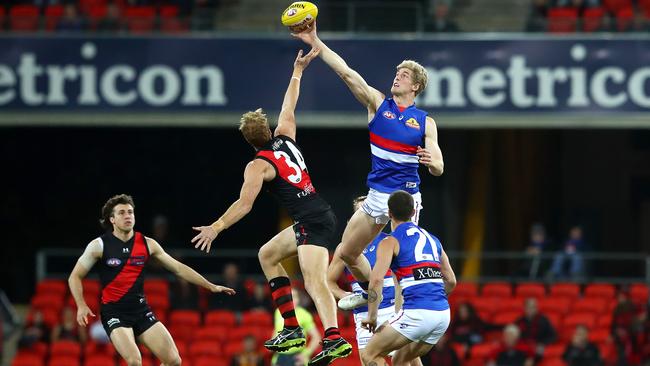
344, 232, 395, 314
255, 135, 331, 222
98, 231, 150, 308
390, 222, 448, 311
367, 98, 427, 194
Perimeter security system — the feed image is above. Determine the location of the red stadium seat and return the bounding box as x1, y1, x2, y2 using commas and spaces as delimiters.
204, 310, 237, 327
82, 279, 101, 295
16, 343, 48, 359
189, 340, 223, 358
590, 328, 611, 344
12, 354, 44, 366
241, 310, 273, 327
86, 4, 108, 31
501, 297, 525, 313
615, 7, 634, 32
471, 297, 500, 320
584, 284, 616, 299
597, 314, 613, 329
79, 0, 107, 15
546, 313, 562, 330
538, 297, 572, 316
630, 283, 649, 304
550, 283, 581, 299
50, 340, 82, 358
83, 355, 115, 366
31, 294, 65, 311
603, 0, 632, 13
193, 357, 228, 366
26, 308, 60, 329
224, 339, 244, 357
544, 343, 566, 358
119, 358, 152, 366
563, 312, 596, 330
582, 7, 606, 32
144, 279, 169, 297
159, 5, 188, 33
44, 5, 64, 31
9, 5, 40, 32
453, 282, 479, 298
469, 342, 496, 360
515, 283, 546, 299
36, 279, 67, 296
168, 324, 194, 343
571, 298, 609, 314
0, 8, 5, 31
548, 7, 578, 33
48, 356, 80, 366
84, 341, 116, 358
195, 325, 229, 342
481, 282, 512, 298
123, 6, 156, 33
538, 357, 566, 366
146, 293, 169, 312
169, 310, 201, 327
492, 311, 522, 325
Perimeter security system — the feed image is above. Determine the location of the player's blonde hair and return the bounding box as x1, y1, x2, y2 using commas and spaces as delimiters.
239, 108, 272, 148
396, 60, 428, 96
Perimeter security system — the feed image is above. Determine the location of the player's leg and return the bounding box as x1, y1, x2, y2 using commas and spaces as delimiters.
137, 322, 181, 366
258, 226, 305, 351
338, 209, 384, 281
361, 323, 412, 366
391, 342, 432, 366
109, 328, 143, 366
353, 311, 373, 364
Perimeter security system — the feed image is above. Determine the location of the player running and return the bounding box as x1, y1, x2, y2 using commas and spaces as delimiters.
191, 47, 352, 366
68, 194, 235, 366
361, 190, 456, 366
293, 24, 444, 290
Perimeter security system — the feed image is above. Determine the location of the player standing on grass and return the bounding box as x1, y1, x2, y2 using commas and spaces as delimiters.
68, 194, 235, 366
293, 23, 444, 292
191, 47, 352, 366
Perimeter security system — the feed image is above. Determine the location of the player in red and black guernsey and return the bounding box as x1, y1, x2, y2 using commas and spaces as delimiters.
293, 24, 445, 298
68, 194, 235, 366
191, 48, 352, 366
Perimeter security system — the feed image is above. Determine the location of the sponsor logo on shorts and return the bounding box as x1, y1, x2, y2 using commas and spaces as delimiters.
107, 318, 120, 327
106, 258, 121, 267
399, 323, 409, 329
383, 111, 396, 120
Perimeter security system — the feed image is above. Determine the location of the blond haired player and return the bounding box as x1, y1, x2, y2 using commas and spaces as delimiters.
191, 47, 352, 366
293, 24, 444, 302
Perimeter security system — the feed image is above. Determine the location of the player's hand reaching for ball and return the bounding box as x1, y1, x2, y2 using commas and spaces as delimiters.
294, 47, 321, 71
208, 283, 236, 295
191, 224, 220, 253
291, 21, 318, 45
76, 305, 95, 327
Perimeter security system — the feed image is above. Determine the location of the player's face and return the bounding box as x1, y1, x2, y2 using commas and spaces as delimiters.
391, 68, 417, 97
110, 204, 135, 232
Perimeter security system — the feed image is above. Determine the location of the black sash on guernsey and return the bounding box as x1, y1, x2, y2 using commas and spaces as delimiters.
255, 135, 331, 222
99, 231, 150, 309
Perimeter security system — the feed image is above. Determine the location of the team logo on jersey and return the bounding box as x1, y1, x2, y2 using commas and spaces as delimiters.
107, 318, 120, 327
382, 111, 396, 120
106, 258, 122, 267
405, 118, 420, 129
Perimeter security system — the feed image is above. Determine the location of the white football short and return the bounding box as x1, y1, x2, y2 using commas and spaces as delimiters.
361, 189, 422, 225
353, 306, 396, 349
388, 308, 450, 345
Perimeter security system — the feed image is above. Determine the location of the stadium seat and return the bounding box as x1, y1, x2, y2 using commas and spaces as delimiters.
189, 340, 223, 358
615, 7, 634, 32
48, 356, 80, 366
241, 310, 273, 327
471, 297, 500, 319
469, 342, 496, 360
79, 0, 107, 15
0, 7, 5, 32
12, 354, 44, 366
123, 6, 156, 33
630, 283, 649, 304
50, 340, 82, 358
84, 341, 116, 358
550, 283, 581, 299
119, 358, 153, 366
538, 357, 566, 366
454, 282, 479, 298
582, 7, 606, 32
44, 5, 64, 31
9, 5, 40, 32
603, 0, 632, 13
193, 357, 228, 366
563, 312, 596, 330
590, 328, 611, 344
170, 310, 201, 327
597, 314, 613, 329
584, 284, 616, 298
159, 5, 188, 33
16, 343, 48, 359
36, 279, 67, 296
83, 355, 114, 366
168, 324, 194, 343
146, 293, 169, 312
571, 298, 609, 314
544, 343, 566, 358
204, 309, 237, 327
86, 4, 108, 31
515, 283, 546, 299
538, 297, 572, 316
481, 282, 512, 297
547, 7, 578, 33
144, 279, 169, 297
26, 308, 60, 328
224, 339, 244, 357
31, 294, 65, 311
546, 312, 562, 330
195, 325, 229, 342
82, 279, 101, 295
501, 297, 525, 313
492, 311, 522, 325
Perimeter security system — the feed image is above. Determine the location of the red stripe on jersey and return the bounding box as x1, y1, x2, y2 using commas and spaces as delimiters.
394, 262, 440, 280
369, 132, 418, 154
101, 232, 148, 304
256, 150, 316, 192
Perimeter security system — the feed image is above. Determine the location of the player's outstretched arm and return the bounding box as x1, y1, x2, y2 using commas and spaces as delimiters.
68, 239, 101, 327
147, 237, 236, 295
362, 236, 397, 333
191, 160, 268, 253
327, 245, 352, 300
417, 117, 444, 176
293, 23, 384, 114
440, 249, 456, 295
275, 47, 321, 141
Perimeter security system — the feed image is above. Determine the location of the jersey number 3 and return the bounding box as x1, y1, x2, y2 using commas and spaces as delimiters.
407, 227, 440, 262
273, 140, 307, 184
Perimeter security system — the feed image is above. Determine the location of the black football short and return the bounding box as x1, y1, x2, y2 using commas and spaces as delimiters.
293, 209, 337, 249
101, 302, 159, 337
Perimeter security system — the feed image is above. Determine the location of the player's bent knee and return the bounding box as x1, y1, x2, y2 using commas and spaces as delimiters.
162, 354, 181, 366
